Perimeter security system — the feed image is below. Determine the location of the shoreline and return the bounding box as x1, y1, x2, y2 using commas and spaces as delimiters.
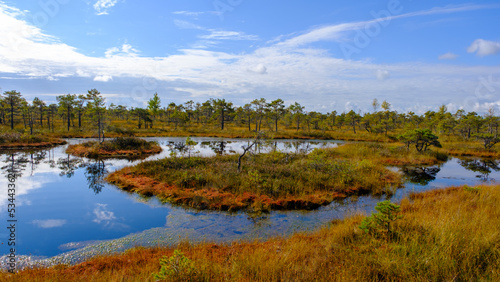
2, 184, 498, 281
0, 139, 67, 150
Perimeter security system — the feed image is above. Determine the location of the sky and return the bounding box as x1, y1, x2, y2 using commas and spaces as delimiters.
0, 0, 499, 114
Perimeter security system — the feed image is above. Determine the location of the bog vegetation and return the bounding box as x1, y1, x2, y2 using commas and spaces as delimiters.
1, 89, 499, 280
2, 184, 498, 281
66, 137, 162, 159
0, 90, 499, 156
107, 142, 447, 212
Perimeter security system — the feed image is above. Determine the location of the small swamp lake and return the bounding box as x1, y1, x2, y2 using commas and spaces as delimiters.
0, 137, 498, 268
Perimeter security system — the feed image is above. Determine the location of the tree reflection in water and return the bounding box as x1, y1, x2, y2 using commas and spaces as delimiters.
402, 166, 441, 186
1, 149, 109, 195
57, 154, 83, 178
201, 141, 228, 155
57, 154, 107, 194
459, 159, 500, 181
1, 151, 47, 178
282, 141, 314, 154
84, 160, 107, 194
1, 153, 24, 181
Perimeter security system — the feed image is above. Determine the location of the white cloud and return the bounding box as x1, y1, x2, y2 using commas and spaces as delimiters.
93, 0, 119, 16
200, 30, 259, 41
278, 4, 496, 48
1, 3, 500, 114
376, 70, 390, 80
105, 43, 139, 58
174, 20, 258, 42
93, 204, 116, 224
345, 101, 359, 112
467, 39, 500, 57
94, 75, 112, 82
439, 52, 458, 60
247, 64, 268, 74
172, 11, 205, 17
32, 219, 67, 228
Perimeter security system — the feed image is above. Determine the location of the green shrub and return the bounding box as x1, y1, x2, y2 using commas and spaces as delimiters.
463, 185, 481, 193
360, 200, 402, 239
152, 250, 200, 281
100, 137, 154, 151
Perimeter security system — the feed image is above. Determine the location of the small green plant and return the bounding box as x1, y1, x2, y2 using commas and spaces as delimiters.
246, 169, 266, 190
152, 250, 198, 281
360, 200, 402, 238
463, 185, 481, 193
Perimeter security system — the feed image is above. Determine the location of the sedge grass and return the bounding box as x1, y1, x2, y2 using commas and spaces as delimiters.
2, 184, 499, 281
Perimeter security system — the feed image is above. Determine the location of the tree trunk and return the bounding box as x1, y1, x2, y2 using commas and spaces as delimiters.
221, 108, 224, 130
98, 115, 102, 143
67, 108, 71, 131
30, 112, 33, 135
10, 103, 14, 129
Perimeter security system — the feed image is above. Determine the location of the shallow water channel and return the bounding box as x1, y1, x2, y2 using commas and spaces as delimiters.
0, 137, 498, 268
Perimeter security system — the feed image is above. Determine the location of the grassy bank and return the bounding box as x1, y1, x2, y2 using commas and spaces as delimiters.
439, 141, 500, 158
106, 143, 445, 212
3, 184, 499, 281
44, 124, 397, 142
4, 121, 499, 158
66, 137, 162, 159
0, 132, 66, 149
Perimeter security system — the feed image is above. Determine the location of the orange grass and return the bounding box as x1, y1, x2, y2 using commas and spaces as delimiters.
106, 145, 405, 212
0, 139, 67, 149
66, 138, 162, 159
2, 184, 499, 281
106, 167, 370, 212
66, 144, 162, 159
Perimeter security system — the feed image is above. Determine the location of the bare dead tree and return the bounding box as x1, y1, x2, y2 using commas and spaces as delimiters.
237, 131, 265, 172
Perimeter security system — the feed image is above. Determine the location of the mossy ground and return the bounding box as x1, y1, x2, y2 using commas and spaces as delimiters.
66, 137, 162, 159
106, 143, 445, 212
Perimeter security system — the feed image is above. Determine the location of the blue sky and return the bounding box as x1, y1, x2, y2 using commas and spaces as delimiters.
0, 0, 499, 114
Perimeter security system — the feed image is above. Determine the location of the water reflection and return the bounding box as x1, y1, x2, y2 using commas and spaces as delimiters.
201, 141, 228, 155
282, 141, 315, 154
0, 150, 108, 195
93, 204, 116, 224
458, 159, 500, 181
57, 154, 83, 178
4, 138, 500, 267
84, 160, 107, 194
1, 152, 28, 179
402, 166, 441, 186
32, 219, 67, 229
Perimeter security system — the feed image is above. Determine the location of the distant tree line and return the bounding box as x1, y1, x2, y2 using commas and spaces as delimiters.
1, 91, 499, 142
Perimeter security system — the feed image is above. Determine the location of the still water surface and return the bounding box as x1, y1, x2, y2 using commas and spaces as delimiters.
0, 137, 498, 267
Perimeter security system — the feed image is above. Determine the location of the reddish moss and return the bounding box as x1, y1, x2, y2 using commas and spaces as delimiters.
66, 140, 162, 159
106, 169, 377, 212
0, 139, 66, 149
